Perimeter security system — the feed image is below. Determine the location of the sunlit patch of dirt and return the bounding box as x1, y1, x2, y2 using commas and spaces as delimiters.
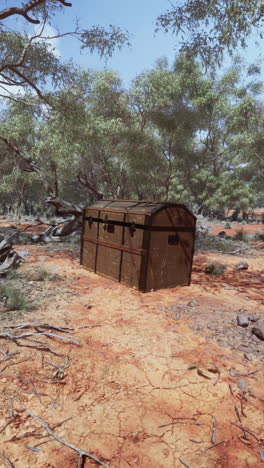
0, 220, 264, 467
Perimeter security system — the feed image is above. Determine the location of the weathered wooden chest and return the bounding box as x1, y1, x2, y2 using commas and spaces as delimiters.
81, 200, 196, 292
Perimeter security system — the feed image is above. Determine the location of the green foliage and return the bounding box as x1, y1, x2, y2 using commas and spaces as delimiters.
0, 281, 34, 311
205, 262, 226, 275
156, 1, 264, 65
232, 230, 248, 242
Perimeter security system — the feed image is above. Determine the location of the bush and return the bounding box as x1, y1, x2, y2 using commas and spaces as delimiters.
0, 281, 34, 311
254, 231, 264, 241
205, 262, 226, 275
232, 230, 248, 242
34, 265, 58, 281
224, 222, 231, 229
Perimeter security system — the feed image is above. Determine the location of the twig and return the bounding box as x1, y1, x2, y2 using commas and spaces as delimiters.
213, 370, 221, 386
0, 453, 14, 468
231, 422, 259, 441
240, 397, 246, 418
199, 440, 226, 456
34, 437, 55, 448
189, 439, 203, 444
24, 445, 40, 452
26, 409, 110, 468
179, 458, 191, 468
259, 447, 264, 462
0, 417, 15, 435
75, 324, 100, 329
158, 421, 205, 428
9, 399, 13, 418
211, 416, 216, 443
235, 406, 242, 424
229, 384, 234, 395
241, 369, 263, 377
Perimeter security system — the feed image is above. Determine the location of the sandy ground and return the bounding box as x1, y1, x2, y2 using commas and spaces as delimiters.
0, 221, 263, 467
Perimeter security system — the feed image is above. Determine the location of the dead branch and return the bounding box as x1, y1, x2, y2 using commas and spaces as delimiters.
0, 0, 72, 24
0, 453, 14, 468
211, 416, 216, 443
26, 409, 111, 468
179, 459, 191, 468
158, 421, 205, 428
199, 440, 226, 456
231, 422, 259, 441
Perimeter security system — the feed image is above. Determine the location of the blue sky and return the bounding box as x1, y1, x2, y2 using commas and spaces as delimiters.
4, 0, 264, 87
50, 0, 178, 86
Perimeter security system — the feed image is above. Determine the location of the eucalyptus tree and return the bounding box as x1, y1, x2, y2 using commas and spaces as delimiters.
156, 0, 264, 65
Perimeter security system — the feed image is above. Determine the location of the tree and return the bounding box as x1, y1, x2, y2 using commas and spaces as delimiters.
156, 1, 264, 65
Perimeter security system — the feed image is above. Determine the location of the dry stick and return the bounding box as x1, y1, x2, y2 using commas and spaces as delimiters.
26, 409, 110, 468
211, 416, 216, 444
241, 369, 263, 377
0, 452, 14, 468
0, 417, 16, 435
213, 371, 221, 386
231, 422, 259, 441
179, 458, 192, 468
189, 439, 203, 444
240, 397, 246, 418
259, 447, 264, 462
158, 421, 205, 428
229, 384, 234, 395
24, 445, 40, 452
199, 440, 226, 456
34, 437, 55, 448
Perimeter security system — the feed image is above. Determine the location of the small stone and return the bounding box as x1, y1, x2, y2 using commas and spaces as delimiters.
252, 325, 264, 341
187, 299, 199, 307
249, 314, 261, 322
229, 368, 237, 377
238, 345, 250, 352
225, 286, 232, 290
239, 308, 247, 314
234, 261, 249, 272
244, 353, 253, 361
218, 341, 229, 347
236, 377, 247, 392
237, 315, 249, 327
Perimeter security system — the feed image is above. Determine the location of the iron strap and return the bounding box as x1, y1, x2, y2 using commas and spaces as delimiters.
83, 237, 146, 256
84, 217, 195, 232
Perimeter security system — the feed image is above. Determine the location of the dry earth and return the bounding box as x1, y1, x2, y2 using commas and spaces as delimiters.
0, 220, 263, 468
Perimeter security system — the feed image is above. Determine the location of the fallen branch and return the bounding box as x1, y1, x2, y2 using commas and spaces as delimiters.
26, 409, 111, 468
231, 422, 259, 441
211, 416, 216, 443
179, 458, 192, 468
158, 421, 205, 428
199, 440, 226, 456
0, 453, 14, 468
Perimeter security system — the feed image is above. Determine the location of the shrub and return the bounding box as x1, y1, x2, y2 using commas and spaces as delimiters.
224, 222, 232, 229
232, 230, 248, 242
0, 282, 34, 311
205, 262, 226, 275
34, 265, 58, 281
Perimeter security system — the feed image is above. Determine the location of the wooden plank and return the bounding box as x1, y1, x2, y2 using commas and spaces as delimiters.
146, 231, 194, 291
83, 237, 146, 256
82, 241, 97, 272
120, 252, 142, 289
96, 245, 121, 281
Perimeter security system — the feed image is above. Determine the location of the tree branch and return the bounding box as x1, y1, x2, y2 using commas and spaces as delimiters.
0, 0, 72, 25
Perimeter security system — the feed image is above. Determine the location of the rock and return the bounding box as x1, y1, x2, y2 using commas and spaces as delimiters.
236, 377, 247, 393
234, 261, 249, 272
229, 368, 237, 377
252, 326, 264, 341
218, 340, 229, 347
238, 308, 247, 313
237, 315, 249, 327
249, 314, 261, 322
205, 263, 226, 275
238, 345, 251, 352
244, 353, 253, 361
187, 299, 199, 307
224, 286, 232, 290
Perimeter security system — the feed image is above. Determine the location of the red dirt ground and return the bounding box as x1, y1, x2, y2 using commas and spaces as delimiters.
0, 220, 263, 467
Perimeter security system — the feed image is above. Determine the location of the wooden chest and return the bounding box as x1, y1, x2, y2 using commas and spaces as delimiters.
81, 200, 196, 292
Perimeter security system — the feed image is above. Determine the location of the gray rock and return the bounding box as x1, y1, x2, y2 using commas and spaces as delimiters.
236, 377, 247, 393
249, 314, 261, 322
234, 261, 249, 272
187, 299, 199, 307
238, 345, 251, 352
229, 368, 237, 377
244, 353, 253, 361
237, 315, 249, 327
218, 340, 229, 347
252, 326, 264, 341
